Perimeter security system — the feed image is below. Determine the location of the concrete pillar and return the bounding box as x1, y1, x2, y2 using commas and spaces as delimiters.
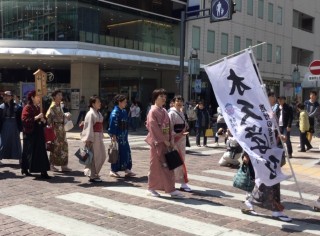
70, 62, 99, 120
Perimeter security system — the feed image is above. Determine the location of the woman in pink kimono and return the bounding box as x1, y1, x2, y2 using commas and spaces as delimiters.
145, 88, 184, 198
168, 95, 191, 192
81, 95, 106, 182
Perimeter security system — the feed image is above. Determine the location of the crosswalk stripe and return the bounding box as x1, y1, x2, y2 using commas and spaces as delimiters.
188, 174, 317, 201
0, 204, 126, 236
57, 192, 255, 236
101, 186, 320, 235
203, 169, 295, 186
177, 184, 320, 217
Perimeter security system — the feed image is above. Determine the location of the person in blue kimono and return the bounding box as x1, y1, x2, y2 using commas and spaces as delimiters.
108, 94, 136, 178
0, 91, 22, 164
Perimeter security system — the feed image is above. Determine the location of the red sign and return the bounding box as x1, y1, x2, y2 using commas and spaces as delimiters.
309, 60, 320, 75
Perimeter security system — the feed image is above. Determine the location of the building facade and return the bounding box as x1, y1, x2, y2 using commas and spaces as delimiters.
186, 0, 320, 104
1, 0, 319, 115
0, 0, 186, 116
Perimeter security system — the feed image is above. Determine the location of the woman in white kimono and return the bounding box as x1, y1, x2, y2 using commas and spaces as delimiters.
81, 95, 106, 182
168, 95, 191, 192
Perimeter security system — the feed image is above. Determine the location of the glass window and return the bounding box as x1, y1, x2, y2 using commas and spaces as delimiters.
267, 43, 272, 62
221, 33, 229, 55
277, 6, 283, 25
207, 30, 215, 53
258, 0, 264, 19
268, 3, 273, 22
234, 36, 241, 53
192, 26, 201, 50
256, 41, 263, 60
247, 0, 253, 16
235, 0, 242, 12
276, 45, 281, 64
246, 38, 252, 48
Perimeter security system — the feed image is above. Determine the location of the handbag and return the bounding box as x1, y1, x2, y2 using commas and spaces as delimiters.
233, 164, 255, 192
74, 147, 93, 165
64, 120, 74, 132
44, 126, 56, 142
108, 141, 119, 164
165, 149, 183, 170
205, 128, 214, 137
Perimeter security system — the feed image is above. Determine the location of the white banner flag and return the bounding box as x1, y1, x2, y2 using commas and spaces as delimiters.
205, 51, 289, 186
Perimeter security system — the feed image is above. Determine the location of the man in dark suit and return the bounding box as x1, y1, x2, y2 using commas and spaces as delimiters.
277, 96, 293, 158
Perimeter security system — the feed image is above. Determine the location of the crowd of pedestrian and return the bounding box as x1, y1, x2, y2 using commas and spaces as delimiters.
0, 88, 319, 221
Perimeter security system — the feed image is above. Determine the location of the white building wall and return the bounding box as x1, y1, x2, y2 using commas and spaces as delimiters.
185, 0, 320, 97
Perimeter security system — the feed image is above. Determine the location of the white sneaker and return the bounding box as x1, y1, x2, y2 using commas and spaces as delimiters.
147, 190, 160, 197
170, 190, 185, 198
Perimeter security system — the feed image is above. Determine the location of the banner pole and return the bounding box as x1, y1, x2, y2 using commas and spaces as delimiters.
204, 42, 266, 68
248, 48, 304, 201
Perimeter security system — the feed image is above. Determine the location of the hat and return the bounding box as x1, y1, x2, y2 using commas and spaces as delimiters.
4, 91, 13, 96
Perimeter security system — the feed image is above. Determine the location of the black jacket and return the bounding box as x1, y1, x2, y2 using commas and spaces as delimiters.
276, 103, 293, 128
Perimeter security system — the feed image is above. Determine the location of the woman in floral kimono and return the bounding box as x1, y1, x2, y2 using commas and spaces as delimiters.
46, 90, 71, 172
108, 94, 136, 177
168, 95, 191, 192
81, 95, 106, 182
145, 88, 184, 198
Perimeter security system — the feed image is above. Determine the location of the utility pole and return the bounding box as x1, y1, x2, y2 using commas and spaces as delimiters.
178, 0, 236, 99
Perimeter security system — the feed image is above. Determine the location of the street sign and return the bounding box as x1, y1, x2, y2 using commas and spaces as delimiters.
309, 60, 320, 75
194, 79, 202, 93
308, 75, 320, 81
210, 0, 232, 22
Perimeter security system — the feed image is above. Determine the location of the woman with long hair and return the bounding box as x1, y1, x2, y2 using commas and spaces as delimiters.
81, 95, 106, 182
21, 91, 50, 179
108, 94, 136, 177
46, 90, 71, 172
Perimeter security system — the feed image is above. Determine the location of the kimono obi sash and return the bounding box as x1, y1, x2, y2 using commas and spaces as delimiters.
93, 122, 103, 132
119, 120, 128, 131
162, 126, 169, 134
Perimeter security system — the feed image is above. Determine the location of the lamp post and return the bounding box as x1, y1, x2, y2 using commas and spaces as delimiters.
188, 49, 200, 100
292, 64, 300, 102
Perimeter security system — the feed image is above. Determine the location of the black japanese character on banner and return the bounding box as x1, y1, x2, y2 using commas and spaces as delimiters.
245, 125, 271, 154
265, 155, 279, 179
238, 99, 262, 125
227, 69, 251, 95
